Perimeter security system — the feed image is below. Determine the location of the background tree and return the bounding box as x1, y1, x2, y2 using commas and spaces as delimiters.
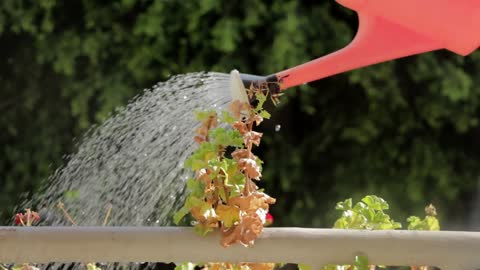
1, 0, 480, 229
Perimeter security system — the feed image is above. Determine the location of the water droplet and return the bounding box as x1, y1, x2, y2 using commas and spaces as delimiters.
155, 219, 160, 224
275, 124, 281, 132
183, 95, 188, 99
147, 218, 151, 222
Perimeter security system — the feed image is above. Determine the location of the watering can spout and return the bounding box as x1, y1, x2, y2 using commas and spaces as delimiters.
230, 70, 280, 104
230, 0, 480, 100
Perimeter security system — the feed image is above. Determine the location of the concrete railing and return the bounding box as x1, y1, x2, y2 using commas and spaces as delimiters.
1, 227, 479, 270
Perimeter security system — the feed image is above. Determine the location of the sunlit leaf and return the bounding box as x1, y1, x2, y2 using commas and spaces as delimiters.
335, 199, 352, 211
361, 195, 389, 210
298, 264, 312, 270
174, 205, 190, 225
216, 204, 240, 227
353, 255, 369, 270
174, 262, 196, 270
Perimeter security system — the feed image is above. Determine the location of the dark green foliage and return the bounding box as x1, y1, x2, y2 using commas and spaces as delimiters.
1, 1, 479, 228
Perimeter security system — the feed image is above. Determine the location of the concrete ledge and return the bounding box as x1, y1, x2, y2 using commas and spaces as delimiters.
1, 227, 479, 269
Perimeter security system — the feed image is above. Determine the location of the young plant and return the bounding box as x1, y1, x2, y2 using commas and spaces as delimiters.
299, 196, 440, 270
174, 90, 276, 248
320, 195, 401, 270
173, 86, 277, 270
407, 204, 440, 270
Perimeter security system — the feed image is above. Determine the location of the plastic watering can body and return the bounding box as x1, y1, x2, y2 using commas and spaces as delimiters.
232, 0, 480, 99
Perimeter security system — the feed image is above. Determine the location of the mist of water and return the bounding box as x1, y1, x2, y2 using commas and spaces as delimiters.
27, 72, 231, 227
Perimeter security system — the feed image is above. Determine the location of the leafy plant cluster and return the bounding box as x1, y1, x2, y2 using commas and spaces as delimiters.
174, 195, 440, 270
301, 195, 439, 270
174, 90, 275, 248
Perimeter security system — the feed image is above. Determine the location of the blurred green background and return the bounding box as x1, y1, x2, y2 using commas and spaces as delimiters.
1, 0, 480, 230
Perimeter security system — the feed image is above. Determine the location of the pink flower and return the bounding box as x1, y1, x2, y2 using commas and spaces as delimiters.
265, 212, 274, 226
14, 210, 40, 226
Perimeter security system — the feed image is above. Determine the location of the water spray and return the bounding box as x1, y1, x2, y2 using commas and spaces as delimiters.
231, 0, 480, 100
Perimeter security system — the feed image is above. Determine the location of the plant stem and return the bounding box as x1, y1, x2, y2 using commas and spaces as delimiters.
102, 204, 112, 226
57, 202, 77, 225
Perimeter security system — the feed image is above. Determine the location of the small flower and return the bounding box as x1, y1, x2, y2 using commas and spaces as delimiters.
265, 213, 274, 226
14, 209, 40, 226
14, 213, 25, 225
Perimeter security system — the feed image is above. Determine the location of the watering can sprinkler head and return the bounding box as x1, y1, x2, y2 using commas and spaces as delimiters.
230, 0, 480, 101
229, 70, 280, 104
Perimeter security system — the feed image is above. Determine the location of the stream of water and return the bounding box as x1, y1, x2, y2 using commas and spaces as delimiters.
26, 72, 231, 228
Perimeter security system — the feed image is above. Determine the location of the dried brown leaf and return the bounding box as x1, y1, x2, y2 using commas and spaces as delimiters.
194, 136, 204, 144
238, 158, 261, 179
233, 121, 248, 135
231, 149, 250, 160
244, 131, 263, 146
254, 192, 276, 205
221, 213, 264, 247
195, 126, 208, 136
245, 263, 275, 270
253, 115, 263, 126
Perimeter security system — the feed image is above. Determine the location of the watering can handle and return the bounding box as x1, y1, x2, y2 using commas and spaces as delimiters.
274, 0, 480, 90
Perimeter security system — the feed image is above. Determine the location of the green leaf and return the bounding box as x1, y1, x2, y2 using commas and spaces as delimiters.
87, 263, 102, 270
194, 223, 215, 236
255, 92, 268, 111
353, 255, 369, 270
222, 159, 245, 185
209, 128, 243, 147
335, 198, 352, 211
174, 205, 190, 225
220, 111, 236, 124
186, 178, 204, 198
298, 264, 312, 270
218, 186, 227, 202
229, 183, 245, 198
194, 110, 217, 122
407, 215, 440, 231
184, 142, 218, 169
407, 216, 422, 230
259, 110, 271, 119
425, 216, 440, 231
333, 218, 348, 229
175, 262, 197, 270
216, 204, 240, 227
361, 195, 389, 210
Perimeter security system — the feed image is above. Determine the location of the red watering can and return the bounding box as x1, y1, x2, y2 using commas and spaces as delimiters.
230, 0, 480, 102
